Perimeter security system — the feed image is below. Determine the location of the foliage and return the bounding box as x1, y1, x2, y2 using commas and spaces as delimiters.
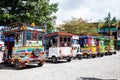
0, 0, 58, 31
104, 12, 117, 27
58, 17, 99, 36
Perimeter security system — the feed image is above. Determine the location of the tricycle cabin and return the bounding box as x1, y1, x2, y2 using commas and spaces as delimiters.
44, 32, 73, 63
45, 32, 73, 48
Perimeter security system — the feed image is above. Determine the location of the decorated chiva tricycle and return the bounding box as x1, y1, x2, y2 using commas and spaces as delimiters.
104, 37, 117, 55
1, 23, 46, 69
45, 32, 73, 63
96, 36, 106, 57
79, 35, 98, 58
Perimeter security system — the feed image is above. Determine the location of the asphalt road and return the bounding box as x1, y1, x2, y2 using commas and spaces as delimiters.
0, 52, 120, 80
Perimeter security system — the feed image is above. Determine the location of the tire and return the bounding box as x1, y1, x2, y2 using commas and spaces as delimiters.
77, 55, 82, 60
52, 56, 57, 63
114, 51, 116, 54
38, 62, 44, 67
92, 54, 96, 58
32, 48, 40, 57
100, 54, 103, 57
109, 52, 112, 55
105, 52, 108, 56
83, 54, 88, 58
14, 60, 20, 70
67, 57, 71, 62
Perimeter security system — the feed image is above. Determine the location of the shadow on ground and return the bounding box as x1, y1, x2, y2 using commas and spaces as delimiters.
45, 60, 69, 64
77, 77, 117, 80
0, 63, 41, 70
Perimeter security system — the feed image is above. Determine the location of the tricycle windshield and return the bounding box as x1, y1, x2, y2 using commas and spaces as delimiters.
72, 39, 79, 44
100, 41, 104, 46
90, 39, 96, 46
26, 32, 32, 40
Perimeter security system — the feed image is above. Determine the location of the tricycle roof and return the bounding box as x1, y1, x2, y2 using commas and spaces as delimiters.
45, 32, 73, 37
1, 25, 45, 35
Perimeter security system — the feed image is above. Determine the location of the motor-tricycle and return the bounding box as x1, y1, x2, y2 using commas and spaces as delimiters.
71, 35, 82, 60
79, 36, 98, 58
104, 38, 116, 55
45, 32, 73, 63
96, 36, 106, 57
1, 23, 46, 69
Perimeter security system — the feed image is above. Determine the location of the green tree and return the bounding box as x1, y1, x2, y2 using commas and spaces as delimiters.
103, 12, 117, 35
104, 12, 117, 27
58, 17, 98, 35
0, 0, 58, 31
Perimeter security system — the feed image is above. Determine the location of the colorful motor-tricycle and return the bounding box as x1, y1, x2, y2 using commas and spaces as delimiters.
104, 38, 116, 55
1, 23, 46, 69
79, 36, 97, 58
96, 36, 106, 57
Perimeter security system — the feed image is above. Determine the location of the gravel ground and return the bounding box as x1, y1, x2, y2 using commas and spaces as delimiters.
0, 51, 120, 80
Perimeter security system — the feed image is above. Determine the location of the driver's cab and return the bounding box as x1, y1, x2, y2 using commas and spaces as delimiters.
71, 35, 82, 59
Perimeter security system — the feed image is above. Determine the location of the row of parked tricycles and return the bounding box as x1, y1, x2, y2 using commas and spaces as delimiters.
0, 23, 117, 69
71, 35, 116, 60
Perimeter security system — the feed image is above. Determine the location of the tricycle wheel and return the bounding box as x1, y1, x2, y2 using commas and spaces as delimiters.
92, 54, 96, 58
14, 60, 20, 70
114, 51, 116, 54
38, 61, 44, 67
105, 52, 108, 56
52, 56, 57, 63
83, 54, 88, 58
100, 54, 104, 57
77, 55, 82, 60
66, 57, 71, 62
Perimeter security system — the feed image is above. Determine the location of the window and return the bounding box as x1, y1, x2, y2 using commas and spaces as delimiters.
64, 37, 67, 42
38, 33, 42, 40
90, 39, 96, 46
26, 32, 32, 40
60, 37, 63, 41
32, 33, 37, 40
68, 37, 71, 42
72, 39, 78, 44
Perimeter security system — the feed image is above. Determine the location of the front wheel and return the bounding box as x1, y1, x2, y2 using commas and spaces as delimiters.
77, 55, 82, 60
14, 60, 21, 70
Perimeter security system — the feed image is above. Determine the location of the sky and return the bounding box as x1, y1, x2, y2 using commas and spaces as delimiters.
50, 0, 120, 25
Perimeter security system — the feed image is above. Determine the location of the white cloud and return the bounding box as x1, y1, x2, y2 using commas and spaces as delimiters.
50, 0, 120, 24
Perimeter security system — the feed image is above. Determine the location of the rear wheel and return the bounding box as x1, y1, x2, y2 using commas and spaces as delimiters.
52, 56, 57, 63
66, 57, 71, 62
83, 54, 88, 58
114, 51, 116, 54
105, 52, 108, 56
32, 48, 40, 57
